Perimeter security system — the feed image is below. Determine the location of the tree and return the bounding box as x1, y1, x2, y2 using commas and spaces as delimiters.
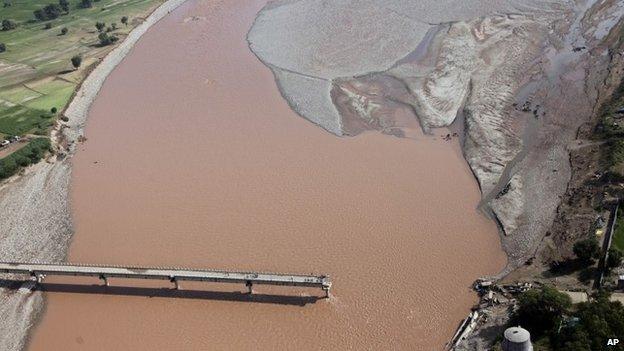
50, 107, 57, 114
59, 0, 69, 13
570, 291, 624, 351
60, 27, 68, 35
0, 157, 18, 178
607, 247, 623, 270
43, 4, 62, 19
121, 16, 128, 26
0, 43, 5, 53
95, 21, 105, 32
1, 19, 17, 31
98, 32, 118, 46
573, 237, 600, 265
71, 55, 82, 69
34, 9, 46, 21
515, 286, 571, 338
79, 0, 92, 9
33, 4, 62, 21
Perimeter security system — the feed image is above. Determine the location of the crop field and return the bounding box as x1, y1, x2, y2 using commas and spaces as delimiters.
0, 0, 163, 139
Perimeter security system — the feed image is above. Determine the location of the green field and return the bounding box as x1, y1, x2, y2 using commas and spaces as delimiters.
0, 0, 162, 140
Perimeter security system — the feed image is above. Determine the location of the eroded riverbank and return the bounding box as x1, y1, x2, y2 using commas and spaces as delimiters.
26, 0, 505, 350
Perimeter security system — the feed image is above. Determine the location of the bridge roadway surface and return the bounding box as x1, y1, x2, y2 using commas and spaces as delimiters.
0, 261, 332, 295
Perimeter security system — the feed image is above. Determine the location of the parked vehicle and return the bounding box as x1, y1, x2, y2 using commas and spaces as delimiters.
0, 140, 9, 147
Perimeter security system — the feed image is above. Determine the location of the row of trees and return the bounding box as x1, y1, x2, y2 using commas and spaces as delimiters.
514, 287, 624, 350
573, 236, 622, 270
0, 138, 51, 180
3, 0, 127, 36
34, 0, 96, 21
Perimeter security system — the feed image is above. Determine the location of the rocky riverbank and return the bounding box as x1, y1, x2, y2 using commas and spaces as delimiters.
0, 0, 190, 349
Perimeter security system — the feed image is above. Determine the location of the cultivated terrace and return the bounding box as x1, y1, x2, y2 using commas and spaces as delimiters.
0, 0, 163, 180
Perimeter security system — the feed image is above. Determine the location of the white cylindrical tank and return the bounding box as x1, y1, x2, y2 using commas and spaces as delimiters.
502, 326, 533, 351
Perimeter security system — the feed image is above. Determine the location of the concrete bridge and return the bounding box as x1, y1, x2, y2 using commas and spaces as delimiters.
0, 262, 332, 297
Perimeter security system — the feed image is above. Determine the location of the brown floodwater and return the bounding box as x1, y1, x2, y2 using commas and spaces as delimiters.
28, 0, 505, 350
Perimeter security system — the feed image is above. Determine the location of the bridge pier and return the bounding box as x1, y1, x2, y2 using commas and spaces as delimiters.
30, 272, 45, 284
170, 277, 181, 290
99, 275, 109, 287
246, 280, 253, 294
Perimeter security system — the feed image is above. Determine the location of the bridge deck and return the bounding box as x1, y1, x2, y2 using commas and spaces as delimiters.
0, 262, 331, 295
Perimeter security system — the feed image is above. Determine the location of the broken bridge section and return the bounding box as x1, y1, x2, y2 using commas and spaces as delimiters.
0, 261, 332, 298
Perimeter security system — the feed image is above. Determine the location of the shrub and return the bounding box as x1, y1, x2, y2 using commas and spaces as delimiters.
59, 0, 69, 13
44, 23, 52, 30
44, 4, 62, 19
71, 55, 82, 69
50, 107, 57, 114
33, 4, 63, 21
95, 21, 105, 32
15, 154, 30, 167
60, 27, 68, 35
1, 19, 17, 31
79, 0, 92, 9
573, 237, 600, 265
0, 157, 17, 179
121, 16, 128, 26
0, 43, 5, 53
98, 32, 118, 46
34, 9, 46, 21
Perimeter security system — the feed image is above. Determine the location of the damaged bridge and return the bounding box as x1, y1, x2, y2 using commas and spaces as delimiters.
0, 262, 332, 297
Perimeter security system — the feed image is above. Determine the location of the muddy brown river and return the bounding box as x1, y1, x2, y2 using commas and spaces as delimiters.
28, 1, 505, 349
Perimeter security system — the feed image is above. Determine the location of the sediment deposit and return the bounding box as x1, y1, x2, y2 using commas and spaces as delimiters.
247, 0, 624, 271
0, 161, 71, 351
